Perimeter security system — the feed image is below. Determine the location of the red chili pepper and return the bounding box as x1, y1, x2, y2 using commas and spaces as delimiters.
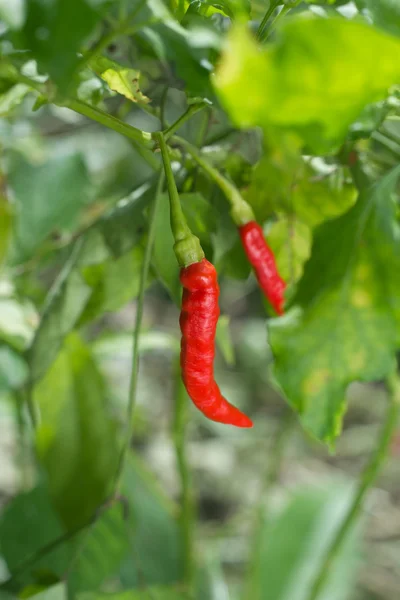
239, 221, 286, 316
180, 258, 253, 428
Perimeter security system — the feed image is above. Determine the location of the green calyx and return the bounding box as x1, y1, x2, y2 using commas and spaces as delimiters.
155, 131, 205, 268
174, 235, 205, 268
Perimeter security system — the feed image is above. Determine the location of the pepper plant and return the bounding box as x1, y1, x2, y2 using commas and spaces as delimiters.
1, 0, 400, 599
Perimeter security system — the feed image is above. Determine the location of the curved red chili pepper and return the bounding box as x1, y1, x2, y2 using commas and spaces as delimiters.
180, 258, 253, 428
239, 221, 286, 316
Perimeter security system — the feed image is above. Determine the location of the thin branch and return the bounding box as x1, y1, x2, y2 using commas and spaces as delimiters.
173, 361, 195, 588
163, 102, 208, 141
113, 171, 164, 488
256, 0, 281, 43
306, 371, 400, 600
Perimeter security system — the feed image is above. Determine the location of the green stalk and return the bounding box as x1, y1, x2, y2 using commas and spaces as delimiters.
173, 361, 195, 588
246, 411, 294, 598
155, 132, 204, 267
256, 0, 281, 43
306, 371, 400, 600
173, 135, 254, 226
1, 70, 154, 151
114, 172, 164, 488
65, 99, 152, 146
163, 102, 208, 141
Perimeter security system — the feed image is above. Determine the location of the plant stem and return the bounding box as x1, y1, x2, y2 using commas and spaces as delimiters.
114, 172, 164, 488
65, 99, 152, 146
155, 132, 204, 266
246, 411, 294, 597
256, 0, 281, 43
306, 372, 400, 600
163, 102, 208, 141
173, 361, 195, 588
173, 135, 254, 225
155, 132, 191, 241
264, 4, 290, 40
1, 69, 155, 151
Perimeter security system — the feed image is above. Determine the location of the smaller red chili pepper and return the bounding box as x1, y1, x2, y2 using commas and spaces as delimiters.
239, 221, 285, 316
173, 137, 286, 315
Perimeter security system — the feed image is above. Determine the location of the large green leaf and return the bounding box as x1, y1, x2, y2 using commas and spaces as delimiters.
268, 166, 400, 442
215, 17, 400, 152
28, 183, 153, 381
119, 454, 184, 588
34, 333, 119, 530
67, 505, 131, 594
267, 217, 312, 285
9, 153, 90, 264
244, 157, 357, 226
28, 584, 67, 600
22, 0, 99, 91
79, 246, 147, 323
246, 486, 360, 600
0, 484, 71, 582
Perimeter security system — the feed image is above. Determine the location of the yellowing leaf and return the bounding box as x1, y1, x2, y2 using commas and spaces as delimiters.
269, 166, 400, 442
90, 56, 150, 104
215, 17, 400, 152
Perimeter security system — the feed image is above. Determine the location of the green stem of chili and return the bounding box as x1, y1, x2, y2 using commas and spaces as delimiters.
256, 0, 281, 43
155, 132, 204, 267
173, 360, 196, 588
306, 370, 400, 600
173, 135, 255, 226
163, 101, 208, 141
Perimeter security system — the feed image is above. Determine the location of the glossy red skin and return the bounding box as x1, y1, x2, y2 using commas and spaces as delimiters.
180, 259, 253, 428
239, 221, 286, 316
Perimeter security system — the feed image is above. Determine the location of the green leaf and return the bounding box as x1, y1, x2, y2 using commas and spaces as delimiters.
34, 333, 119, 530
28, 584, 67, 600
79, 245, 149, 323
28, 240, 92, 382
216, 315, 235, 367
22, 0, 99, 91
151, 192, 181, 305
78, 588, 191, 600
181, 193, 217, 249
0, 484, 71, 581
9, 153, 91, 264
356, 0, 400, 37
267, 217, 312, 285
268, 166, 400, 442
0, 194, 13, 268
245, 158, 357, 226
28, 182, 153, 381
119, 454, 184, 587
67, 504, 131, 593
0, 84, 31, 116
89, 56, 150, 104
246, 486, 360, 600
215, 17, 400, 152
